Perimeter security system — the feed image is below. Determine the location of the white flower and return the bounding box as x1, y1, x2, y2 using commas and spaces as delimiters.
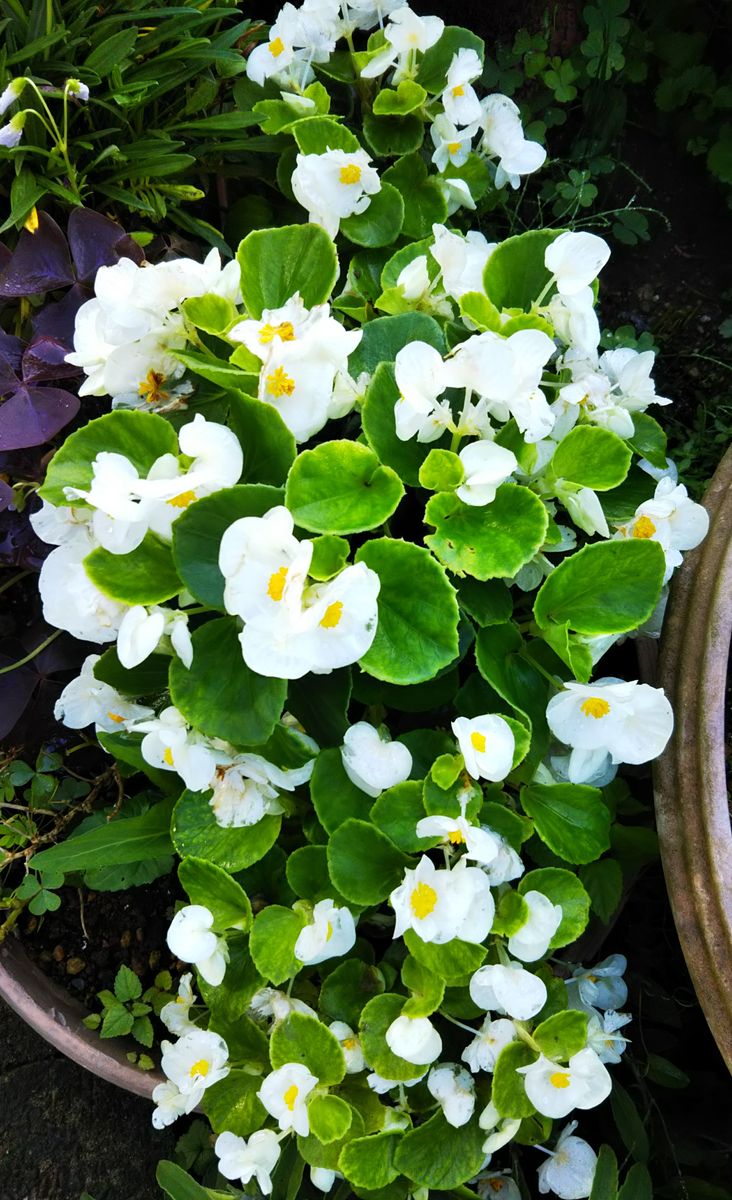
518, 1048, 612, 1119
209, 751, 314, 829
547, 287, 601, 358
65, 78, 90, 102
456, 440, 517, 506
462, 1016, 517, 1073
394, 340, 453, 442
600, 347, 671, 415
538, 1122, 598, 1199
294, 899, 357, 966
220, 505, 311, 625
391, 855, 495, 945
559, 486, 609, 539
386, 1015, 442, 1065
430, 113, 478, 173
151, 1080, 190, 1129
360, 6, 444, 82
215, 1129, 281, 1195
445, 328, 556, 443
133, 705, 221, 793
430, 224, 495, 301
161, 1028, 229, 1096
116, 605, 167, 669
160, 973, 197, 1036
478, 1173, 522, 1200
367, 1070, 426, 1093
30, 499, 93, 549
546, 678, 674, 783
442, 48, 483, 126
452, 714, 515, 782
53, 654, 153, 732
469, 962, 547, 1021
615, 477, 708, 582
427, 1062, 476, 1127
311, 1168, 341, 1193
481, 836, 525, 886
250, 987, 317, 1024
0, 113, 25, 148
586, 1009, 631, 1064
545, 232, 611, 297
257, 1063, 318, 1136
479, 1100, 522, 1156
329, 1021, 365, 1073
508, 890, 563, 962
415, 814, 504, 867
39, 541, 127, 643
292, 148, 381, 240
479, 95, 546, 188
396, 254, 431, 302
229, 293, 325, 360
166, 904, 229, 987
0, 78, 26, 116
257, 325, 363, 442
565, 955, 628, 1011
341, 721, 412, 797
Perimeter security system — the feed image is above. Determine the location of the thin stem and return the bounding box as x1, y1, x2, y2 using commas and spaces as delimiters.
0, 629, 61, 676
0, 569, 31, 598
533, 276, 556, 309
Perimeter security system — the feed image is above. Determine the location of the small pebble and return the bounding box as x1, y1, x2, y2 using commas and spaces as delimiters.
66, 957, 86, 976
120, 930, 132, 948
52, 945, 65, 962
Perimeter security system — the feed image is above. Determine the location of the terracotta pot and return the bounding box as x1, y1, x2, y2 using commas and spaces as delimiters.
0, 934, 165, 1098
653, 445, 732, 1072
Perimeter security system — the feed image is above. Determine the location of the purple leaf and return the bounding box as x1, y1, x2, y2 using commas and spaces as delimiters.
22, 335, 81, 384
31, 282, 89, 347
0, 242, 10, 269
0, 385, 80, 450
0, 657, 38, 740
0, 479, 14, 512
0, 355, 20, 397
0, 214, 74, 297
0, 329, 23, 375
68, 207, 144, 282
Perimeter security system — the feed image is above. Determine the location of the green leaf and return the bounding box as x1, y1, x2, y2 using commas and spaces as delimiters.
519, 868, 591, 947
363, 112, 424, 159
228, 392, 296, 486
550, 426, 631, 490
172, 484, 283, 610
157, 1160, 231, 1200
237, 224, 338, 318
249, 905, 306, 985
533, 541, 666, 635
39, 410, 178, 508
373, 80, 428, 115
182, 294, 237, 336
288, 673, 352, 749
320, 959, 386, 1028
339, 1132, 401, 1189
270, 1012, 346, 1085
30, 801, 173, 875
457, 578, 513, 626
93, 647, 169, 697
403, 929, 485, 984
292, 117, 360, 154
309, 535, 351, 580
383, 153, 448, 239
418, 449, 464, 492
492, 1042, 537, 1118
308, 1094, 353, 1143
589, 1146, 619, 1200
361, 361, 449, 487
491, 890, 530, 936
287, 845, 346, 904
174, 350, 256, 393
459, 291, 502, 332
172, 790, 281, 872
484, 229, 563, 312
83, 534, 181, 606
285, 441, 404, 534
538, 620, 594, 684
169, 617, 286, 746
416, 26, 485, 94
393, 1110, 486, 1188
359, 994, 422, 1082
100, 1004, 135, 1039
341, 183, 405, 248
425, 485, 548, 580
618, 1165, 652, 1200
519, 783, 611, 864
84, 27, 139, 74
179, 857, 252, 932
629, 413, 667, 470
311, 748, 372, 833
356, 539, 460, 684
353, 313, 445, 376
533, 1010, 589, 1060
611, 1083, 650, 1163
114, 964, 142, 1003
201, 1070, 267, 1138
327, 819, 411, 906
370, 782, 434, 854
579, 858, 623, 924
209, 1011, 269, 1069
401, 954, 445, 1017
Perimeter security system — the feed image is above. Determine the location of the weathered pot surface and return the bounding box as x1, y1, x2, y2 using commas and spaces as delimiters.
653, 444, 732, 1073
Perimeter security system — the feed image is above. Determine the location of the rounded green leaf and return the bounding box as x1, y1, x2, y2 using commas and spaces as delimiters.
327, 818, 412, 906
287, 845, 349, 905
393, 1110, 486, 1189
227, 392, 296, 486
425, 485, 549, 581
533, 1010, 589, 1061
341, 182, 405, 248
629, 413, 667, 470
401, 954, 445, 1017
533, 540, 666, 635
579, 858, 623, 925
402, 928, 486, 984
520, 783, 611, 865
519, 868, 591, 948
172, 790, 281, 872
319, 959, 386, 1028
237, 224, 338, 318
309, 535, 350, 580
359, 993, 422, 1082
285, 441, 404, 534
550, 426, 632, 491
351, 312, 445, 377
93, 647, 169, 696
308, 1094, 353, 1144
383, 153, 448, 239
373, 80, 427, 115
418, 448, 464, 492
492, 1042, 537, 1118
356, 539, 460, 684
202, 1070, 267, 1138
178, 857, 252, 933
170, 617, 286, 746
484, 229, 564, 312
83, 534, 181, 605
361, 361, 450, 487
339, 1131, 402, 1190
370, 782, 434, 853
363, 112, 424, 159
270, 1012, 346, 1085
415, 26, 485, 94
310, 747, 372, 833
292, 116, 360, 154
249, 905, 305, 985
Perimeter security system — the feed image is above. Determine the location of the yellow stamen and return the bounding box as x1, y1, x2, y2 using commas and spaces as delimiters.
580, 697, 610, 719
107, 712, 125, 724
447, 829, 465, 845
167, 490, 196, 509
266, 366, 296, 398
164, 747, 175, 766
320, 601, 343, 629
339, 163, 362, 185
24, 206, 39, 233
447, 141, 461, 155
325, 921, 334, 942
550, 1071, 571, 1089
138, 370, 169, 405
632, 515, 657, 539
269, 36, 285, 57
259, 321, 295, 344
489, 1183, 505, 1194
267, 565, 288, 601
283, 1084, 299, 1111
452, 85, 465, 97
190, 1059, 210, 1078
410, 882, 438, 920
175, 995, 186, 1005
470, 731, 486, 753
343, 1037, 357, 1050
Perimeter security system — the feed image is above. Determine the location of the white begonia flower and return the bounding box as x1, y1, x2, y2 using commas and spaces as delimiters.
390, 855, 495, 946
151, 1080, 190, 1129
294, 899, 357, 966
367, 1069, 426, 1093
161, 1028, 230, 1098
456, 440, 518, 506
507, 890, 563, 962
0, 113, 25, 147
547, 287, 601, 358
209, 751, 314, 829
614, 476, 709, 583
445, 328, 556, 443
0, 78, 26, 116
39, 541, 128, 643
343, 0, 402, 31
479, 1100, 522, 1156
479, 94, 546, 188
545, 232, 611, 297
586, 1009, 631, 1064
257, 1063, 318, 1136
257, 323, 363, 442
538, 1122, 597, 1199
63, 451, 149, 554
220, 505, 312, 625
438, 175, 478, 215
329, 1022, 365, 1073
228, 293, 325, 360
481, 836, 525, 886
638, 455, 678, 485
160, 973, 197, 1036
478, 1173, 522, 1200
167, 904, 229, 987
518, 1048, 612, 1119
396, 254, 431, 302
215, 1129, 281, 1195
415, 814, 504, 868
601, 346, 671, 413
427, 1063, 476, 1127
462, 1016, 518, 1074
386, 1015, 442, 1066
546, 678, 674, 784
469, 962, 548, 1021
430, 113, 479, 173
53, 654, 153, 733
566, 954, 628, 1011
559, 486, 610, 539
311, 1168, 341, 1194
250, 987, 317, 1025
116, 605, 167, 669
360, 6, 445, 82
341, 721, 413, 797
451, 714, 515, 782
133, 706, 220, 793
247, 23, 299, 86
430, 224, 496, 301
291, 148, 381, 240
30, 499, 93, 549
442, 48, 483, 126
394, 340, 453, 442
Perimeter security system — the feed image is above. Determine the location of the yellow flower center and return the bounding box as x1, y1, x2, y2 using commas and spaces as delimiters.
550, 1071, 571, 1089
580, 697, 611, 719
410, 882, 438, 920
470, 731, 486, 753
107, 712, 125, 724
266, 366, 296, 398
267, 565, 288, 601
24, 206, 40, 233
448, 141, 461, 155
489, 1183, 505, 1194
632, 515, 657, 539
164, 747, 175, 766
190, 1059, 210, 1079
260, 321, 295, 344
447, 829, 465, 845
175, 995, 186, 1005
343, 1037, 357, 1050
283, 1084, 299, 1111
452, 85, 465, 97
326, 921, 334, 942
269, 36, 285, 57
339, 163, 362, 185
167, 490, 197, 509
138, 370, 169, 404
320, 601, 343, 629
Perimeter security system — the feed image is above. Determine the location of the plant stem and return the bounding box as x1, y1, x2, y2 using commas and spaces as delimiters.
0, 569, 31, 598
0, 630, 61, 675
